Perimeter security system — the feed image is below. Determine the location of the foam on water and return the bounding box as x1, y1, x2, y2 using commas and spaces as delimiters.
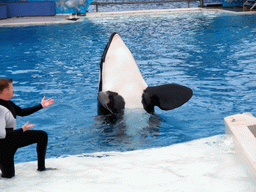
1, 135, 255, 191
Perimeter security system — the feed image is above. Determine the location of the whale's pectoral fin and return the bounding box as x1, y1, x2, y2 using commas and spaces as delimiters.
143, 84, 193, 113
97, 91, 125, 114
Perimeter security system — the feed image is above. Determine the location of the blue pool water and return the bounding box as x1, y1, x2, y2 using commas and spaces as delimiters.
1, 11, 256, 164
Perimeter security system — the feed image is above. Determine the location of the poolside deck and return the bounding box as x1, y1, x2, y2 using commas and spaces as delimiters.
0, 15, 72, 27
225, 112, 256, 179
0, 7, 255, 27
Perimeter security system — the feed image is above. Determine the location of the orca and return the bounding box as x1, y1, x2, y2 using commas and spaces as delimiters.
97, 32, 193, 115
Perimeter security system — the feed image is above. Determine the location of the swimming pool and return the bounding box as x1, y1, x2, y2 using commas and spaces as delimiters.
1, 10, 256, 164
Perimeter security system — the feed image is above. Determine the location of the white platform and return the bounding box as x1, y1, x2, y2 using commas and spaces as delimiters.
1, 135, 256, 191
225, 112, 256, 179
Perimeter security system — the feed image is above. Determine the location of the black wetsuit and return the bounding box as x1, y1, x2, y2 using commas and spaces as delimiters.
0, 99, 48, 178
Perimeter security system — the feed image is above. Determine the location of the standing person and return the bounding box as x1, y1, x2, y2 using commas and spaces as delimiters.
0, 78, 54, 178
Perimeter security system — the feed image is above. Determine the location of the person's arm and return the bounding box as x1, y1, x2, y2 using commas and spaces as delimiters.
14, 96, 54, 117
0, 110, 26, 139
14, 103, 43, 117
0, 111, 7, 139
5, 122, 34, 138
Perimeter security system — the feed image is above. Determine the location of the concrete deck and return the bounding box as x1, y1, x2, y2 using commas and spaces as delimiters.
225, 112, 256, 179
0, 8, 201, 27
1, 7, 255, 27
0, 15, 74, 27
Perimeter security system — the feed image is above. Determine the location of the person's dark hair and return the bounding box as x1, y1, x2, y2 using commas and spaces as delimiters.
0, 78, 13, 94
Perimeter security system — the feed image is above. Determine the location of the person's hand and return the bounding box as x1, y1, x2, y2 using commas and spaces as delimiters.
22, 121, 35, 132
41, 96, 54, 108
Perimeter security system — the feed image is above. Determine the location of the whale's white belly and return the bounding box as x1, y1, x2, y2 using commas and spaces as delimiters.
102, 34, 147, 109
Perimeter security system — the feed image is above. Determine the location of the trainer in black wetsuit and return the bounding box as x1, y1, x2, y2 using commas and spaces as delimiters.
0, 78, 54, 178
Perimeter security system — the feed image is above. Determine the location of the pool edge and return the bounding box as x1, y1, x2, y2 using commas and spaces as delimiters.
1, 7, 256, 27
225, 112, 256, 180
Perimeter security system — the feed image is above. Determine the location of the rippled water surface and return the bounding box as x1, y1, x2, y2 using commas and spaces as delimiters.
1, 11, 256, 163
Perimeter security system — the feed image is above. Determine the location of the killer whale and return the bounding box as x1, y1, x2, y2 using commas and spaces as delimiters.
98, 32, 193, 115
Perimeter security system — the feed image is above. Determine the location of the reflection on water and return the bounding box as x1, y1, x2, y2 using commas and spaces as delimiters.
0, 11, 256, 163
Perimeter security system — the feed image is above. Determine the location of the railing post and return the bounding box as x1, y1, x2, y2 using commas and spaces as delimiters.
96, 4, 98, 12
199, 0, 204, 7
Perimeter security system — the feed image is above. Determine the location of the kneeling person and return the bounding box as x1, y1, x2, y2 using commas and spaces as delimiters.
0, 78, 54, 178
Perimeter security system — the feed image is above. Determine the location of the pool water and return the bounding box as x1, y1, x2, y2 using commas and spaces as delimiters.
1, 11, 256, 163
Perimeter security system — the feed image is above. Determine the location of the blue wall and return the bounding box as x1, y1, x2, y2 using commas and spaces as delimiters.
0, 0, 92, 18
8, 2, 56, 17
0, 3, 7, 19
222, 0, 245, 7
0, 1, 56, 18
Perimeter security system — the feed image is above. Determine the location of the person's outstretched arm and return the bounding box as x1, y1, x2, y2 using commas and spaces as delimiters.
14, 96, 54, 117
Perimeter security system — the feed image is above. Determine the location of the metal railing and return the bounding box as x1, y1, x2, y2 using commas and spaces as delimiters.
243, 0, 256, 11
91, 0, 202, 12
